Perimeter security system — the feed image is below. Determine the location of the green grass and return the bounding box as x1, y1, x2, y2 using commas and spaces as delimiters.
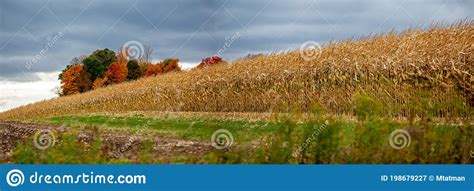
13, 93, 472, 164
24, 113, 471, 164
45, 115, 281, 142
207, 116, 473, 164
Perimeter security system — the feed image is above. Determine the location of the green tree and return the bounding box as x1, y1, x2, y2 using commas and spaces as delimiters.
83, 56, 103, 82
126, 60, 142, 80
92, 48, 116, 66
83, 49, 117, 81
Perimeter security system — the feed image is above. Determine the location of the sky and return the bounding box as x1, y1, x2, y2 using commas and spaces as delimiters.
0, 0, 472, 111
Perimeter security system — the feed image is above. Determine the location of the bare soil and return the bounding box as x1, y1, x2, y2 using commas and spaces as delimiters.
0, 121, 212, 163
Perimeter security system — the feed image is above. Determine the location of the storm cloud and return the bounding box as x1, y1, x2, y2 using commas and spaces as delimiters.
1, 0, 472, 81
0, 0, 472, 111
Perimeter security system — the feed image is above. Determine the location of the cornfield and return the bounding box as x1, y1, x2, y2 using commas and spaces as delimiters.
1, 21, 472, 120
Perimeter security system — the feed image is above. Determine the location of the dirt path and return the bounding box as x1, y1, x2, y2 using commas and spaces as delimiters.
0, 121, 212, 163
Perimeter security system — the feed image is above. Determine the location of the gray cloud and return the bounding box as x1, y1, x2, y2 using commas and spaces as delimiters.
0, 0, 472, 82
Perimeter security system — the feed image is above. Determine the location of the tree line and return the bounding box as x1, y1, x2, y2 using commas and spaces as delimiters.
58, 46, 225, 96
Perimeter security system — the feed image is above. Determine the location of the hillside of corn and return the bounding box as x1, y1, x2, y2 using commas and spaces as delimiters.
0, 21, 472, 120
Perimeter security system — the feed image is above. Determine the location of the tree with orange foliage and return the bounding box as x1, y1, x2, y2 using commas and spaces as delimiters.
116, 47, 128, 65
92, 77, 107, 90
196, 56, 223, 68
144, 58, 181, 77
140, 63, 153, 76
162, 58, 181, 73
104, 61, 128, 85
143, 64, 163, 77
60, 64, 91, 96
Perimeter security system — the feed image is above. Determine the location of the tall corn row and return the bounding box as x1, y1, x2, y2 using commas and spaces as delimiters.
1, 21, 472, 120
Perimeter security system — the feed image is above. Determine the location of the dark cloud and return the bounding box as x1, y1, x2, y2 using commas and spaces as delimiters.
0, 0, 472, 81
